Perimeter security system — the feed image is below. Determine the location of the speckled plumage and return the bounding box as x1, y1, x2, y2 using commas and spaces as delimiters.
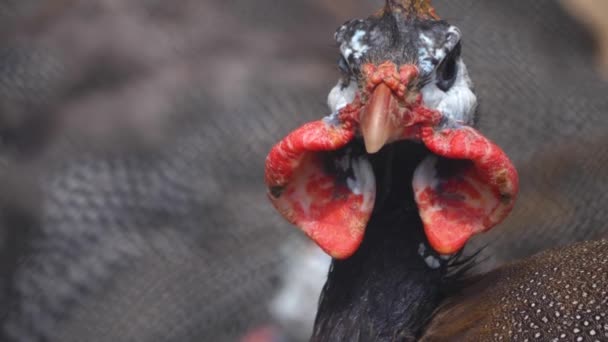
422, 240, 608, 341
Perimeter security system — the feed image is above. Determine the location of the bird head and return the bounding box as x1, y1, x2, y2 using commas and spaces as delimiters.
265, 0, 519, 259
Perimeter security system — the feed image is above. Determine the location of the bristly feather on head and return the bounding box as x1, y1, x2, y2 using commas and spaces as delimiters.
382, 0, 439, 20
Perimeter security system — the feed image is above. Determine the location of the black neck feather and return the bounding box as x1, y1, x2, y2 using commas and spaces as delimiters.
312, 142, 448, 342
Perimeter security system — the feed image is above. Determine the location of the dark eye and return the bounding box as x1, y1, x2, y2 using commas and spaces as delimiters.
436, 55, 458, 91
338, 56, 350, 74
436, 43, 461, 92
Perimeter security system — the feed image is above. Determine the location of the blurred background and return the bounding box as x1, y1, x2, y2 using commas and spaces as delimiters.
0, 0, 606, 341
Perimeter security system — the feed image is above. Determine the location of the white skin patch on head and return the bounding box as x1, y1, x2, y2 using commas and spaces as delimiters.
421, 58, 477, 126
418, 33, 436, 74
340, 29, 370, 61
327, 79, 357, 112
350, 30, 369, 59
418, 26, 462, 75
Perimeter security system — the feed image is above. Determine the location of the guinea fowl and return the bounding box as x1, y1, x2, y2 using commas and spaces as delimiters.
264, 0, 608, 341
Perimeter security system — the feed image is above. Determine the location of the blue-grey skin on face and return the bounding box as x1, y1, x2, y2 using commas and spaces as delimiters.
324, 13, 479, 228
327, 14, 478, 129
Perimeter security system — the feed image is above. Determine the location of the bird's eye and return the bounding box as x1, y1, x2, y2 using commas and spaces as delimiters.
436, 55, 457, 92
338, 56, 350, 74
436, 43, 461, 92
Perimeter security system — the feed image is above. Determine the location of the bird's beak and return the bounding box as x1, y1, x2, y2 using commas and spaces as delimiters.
360, 83, 396, 154
357, 62, 433, 154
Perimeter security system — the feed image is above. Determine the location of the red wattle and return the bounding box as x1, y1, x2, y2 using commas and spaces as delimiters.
413, 126, 519, 254
265, 119, 376, 259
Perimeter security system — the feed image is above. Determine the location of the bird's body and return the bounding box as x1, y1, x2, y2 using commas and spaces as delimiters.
422, 239, 608, 341
315, 230, 608, 342
264, 0, 607, 341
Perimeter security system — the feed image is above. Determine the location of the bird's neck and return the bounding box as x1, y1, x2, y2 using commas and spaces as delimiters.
312, 142, 447, 341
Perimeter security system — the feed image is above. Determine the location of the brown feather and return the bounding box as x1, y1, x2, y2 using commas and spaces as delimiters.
421, 240, 608, 341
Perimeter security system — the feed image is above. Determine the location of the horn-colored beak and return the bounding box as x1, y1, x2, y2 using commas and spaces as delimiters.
360, 84, 398, 154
